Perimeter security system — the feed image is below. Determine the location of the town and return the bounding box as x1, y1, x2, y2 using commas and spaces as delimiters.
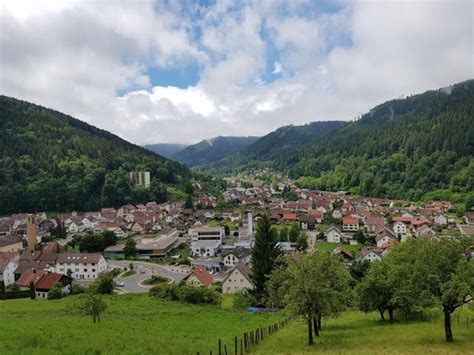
1, 173, 473, 299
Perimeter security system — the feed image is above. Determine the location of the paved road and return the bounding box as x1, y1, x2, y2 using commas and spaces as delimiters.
109, 260, 189, 293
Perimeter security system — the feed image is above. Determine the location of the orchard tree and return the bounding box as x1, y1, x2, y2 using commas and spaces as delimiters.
268, 252, 351, 345
289, 223, 300, 243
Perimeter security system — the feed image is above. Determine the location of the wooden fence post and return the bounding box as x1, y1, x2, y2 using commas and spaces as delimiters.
218, 339, 222, 355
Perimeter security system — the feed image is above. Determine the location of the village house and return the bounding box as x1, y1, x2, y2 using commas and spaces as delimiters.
361, 247, 382, 263
0, 235, 23, 252
299, 215, 315, 231
365, 217, 386, 234
326, 226, 342, 243
34, 272, 72, 299
56, 253, 107, 280
342, 216, 359, 232
375, 227, 397, 248
184, 265, 213, 288
393, 221, 408, 241
222, 263, 255, 294
0, 252, 19, 287
222, 247, 251, 267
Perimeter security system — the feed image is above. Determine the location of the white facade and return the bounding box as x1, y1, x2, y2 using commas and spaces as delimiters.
191, 240, 221, 258
376, 236, 394, 248
222, 268, 254, 294
56, 255, 107, 280
393, 221, 407, 238
363, 252, 381, 263
0, 260, 17, 287
326, 227, 341, 243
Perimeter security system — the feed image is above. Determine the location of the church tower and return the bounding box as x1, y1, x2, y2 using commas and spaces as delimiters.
27, 214, 37, 252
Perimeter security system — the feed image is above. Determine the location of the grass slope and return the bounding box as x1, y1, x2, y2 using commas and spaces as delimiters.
0, 294, 283, 355
250, 310, 474, 354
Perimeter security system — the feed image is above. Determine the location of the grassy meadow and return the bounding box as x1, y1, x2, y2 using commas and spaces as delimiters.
0, 294, 284, 355
250, 310, 474, 354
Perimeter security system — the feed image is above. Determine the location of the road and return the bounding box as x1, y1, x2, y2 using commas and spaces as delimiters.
108, 260, 189, 293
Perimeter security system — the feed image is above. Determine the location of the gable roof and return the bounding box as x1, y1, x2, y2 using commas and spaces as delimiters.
35, 273, 65, 291
16, 268, 46, 287
223, 262, 254, 286
185, 265, 213, 287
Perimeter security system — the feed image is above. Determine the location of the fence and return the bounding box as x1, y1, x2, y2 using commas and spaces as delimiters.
197, 318, 290, 355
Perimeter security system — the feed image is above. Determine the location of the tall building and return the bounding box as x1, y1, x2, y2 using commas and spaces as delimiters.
26, 214, 37, 251
129, 171, 151, 188
247, 211, 253, 237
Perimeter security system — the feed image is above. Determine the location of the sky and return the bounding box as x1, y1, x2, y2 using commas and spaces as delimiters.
0, 0, 473, 145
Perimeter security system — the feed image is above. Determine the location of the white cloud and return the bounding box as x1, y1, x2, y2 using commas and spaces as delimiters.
1, 0, 472, 145
272, 61, 283, 74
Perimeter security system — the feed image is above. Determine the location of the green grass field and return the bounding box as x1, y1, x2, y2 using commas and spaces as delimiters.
0, 294, 283, 355
250, 310, 474, 354
314, 242, 361, 255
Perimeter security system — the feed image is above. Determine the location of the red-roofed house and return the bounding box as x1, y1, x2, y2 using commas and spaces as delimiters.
282, 213, 298, 222
35, 272, 71, 299
16, 268, 46, 289
342, 216, 359, 232
184, 265, 213, 288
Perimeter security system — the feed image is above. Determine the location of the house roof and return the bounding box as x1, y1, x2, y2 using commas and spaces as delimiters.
222, 247, 251, 259
16, 268, 46, 287
0, 234, 22, 247
56, 253, 103, 264
343, 216, 359, 225
185, 265, 213, 287
223, 262, 254, 286
35, 272, 65, 291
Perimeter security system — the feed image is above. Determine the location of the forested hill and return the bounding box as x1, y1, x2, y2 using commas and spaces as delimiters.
206, 121, 346, 173
289, 80, 474, 202
143, 143, 187, 159
0, 96, 191, 215
172, 136, 259, 167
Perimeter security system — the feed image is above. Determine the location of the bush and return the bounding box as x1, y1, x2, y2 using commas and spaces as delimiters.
233, 292, 256, 309
150, 283, 221, 306
47, 284, 64, 300
71, 284, 85, 295
143, 275, 168, 285
91, 273, 114, 295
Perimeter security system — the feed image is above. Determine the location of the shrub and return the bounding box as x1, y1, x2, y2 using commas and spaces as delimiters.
143, 275, 168, 285
150, 283, 221, 306
71, 284, 85, 295
47, 284, 64, 300
233, 292, 256, 309
90, 273, 114, 295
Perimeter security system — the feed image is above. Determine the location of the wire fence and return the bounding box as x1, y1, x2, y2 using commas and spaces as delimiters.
197, 318, 290, 355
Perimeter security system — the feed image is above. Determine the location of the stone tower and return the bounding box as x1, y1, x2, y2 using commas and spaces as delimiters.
26, 214, 37, 252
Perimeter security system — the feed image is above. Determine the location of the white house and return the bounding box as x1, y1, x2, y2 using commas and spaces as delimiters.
222, 263, 255, 294
56, 253, 107, 280
0, 253, 19, 287
332, 210, 343, 219
326, 226, 342, 243
361, 247, 382, 263
393, 221, 407, 240
222, 248, 251, 267
375, 228, 397, 248
433, 214, 447, 226
191, 240, 221, 258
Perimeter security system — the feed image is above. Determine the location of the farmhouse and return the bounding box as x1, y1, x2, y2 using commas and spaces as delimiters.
326, 226, 342, 243
222, 247, 251, 267
184, 265, 213, 288
35, 272, 72, 299
222, 263, 255, 294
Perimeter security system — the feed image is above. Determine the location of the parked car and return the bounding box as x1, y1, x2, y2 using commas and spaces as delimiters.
115, 281, 125, 287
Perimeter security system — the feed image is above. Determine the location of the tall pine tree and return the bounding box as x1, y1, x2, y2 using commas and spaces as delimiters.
251, 214, 281, 296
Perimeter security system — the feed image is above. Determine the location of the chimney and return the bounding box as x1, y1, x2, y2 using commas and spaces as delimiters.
27, 214, 37, 252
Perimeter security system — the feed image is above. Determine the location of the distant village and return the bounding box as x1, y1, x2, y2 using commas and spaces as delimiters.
1, 173, 473, 298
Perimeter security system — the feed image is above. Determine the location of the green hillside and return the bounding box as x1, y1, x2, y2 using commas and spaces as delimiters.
0, 294, 283, 354
292, 80, 474, 201
0, 96, 191, 215
173, 136, 259, 167
212, 80, 474, 202
207, 121, 346, 174
143, 143, 187, 159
